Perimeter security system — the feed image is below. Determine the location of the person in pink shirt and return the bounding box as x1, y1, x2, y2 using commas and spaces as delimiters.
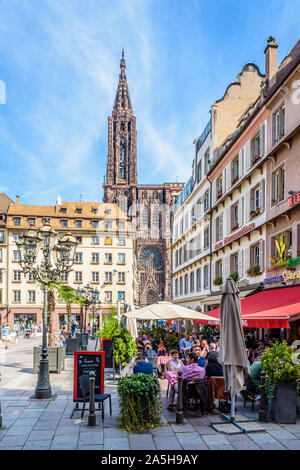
167, 352, 205, 411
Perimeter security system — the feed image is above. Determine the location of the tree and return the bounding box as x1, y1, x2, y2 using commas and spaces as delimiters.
59, 285, 77, 338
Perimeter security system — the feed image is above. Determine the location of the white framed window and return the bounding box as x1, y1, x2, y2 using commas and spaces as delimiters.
190, 271, 195, 293
92, 236, 99, 245
60, 272, 68, 282
105, 221, 112, 230
118, 253, 125, 264
91, 253, 99, 263
105, 272, 112, 283
203, 227, 209, 250
204, 191, 210, 211
92, 221, 99, 229
75, 220, 82, 228
272, 165, 285, 204
13, 270, 21, 282
119, 221, 126, 230
13, 290, 21, 302
197, 268, 201, 292
13, 250, 21, 261
28, 272, 35, 282
28, 290, 36, 303
105, 291, 112, 303
118, 238, 126, 246
28, 218, 36, 226
75, 272, 82, 282
61, 220, 68, 228
92, 272, 99, 283
14, 218, 21, 226
105, 253, 112, 264
204, 265, 209, 289
0, 231, 4, 243
75, 252, 83, 263
118, 272, 125, 283
273, 104, 285, 144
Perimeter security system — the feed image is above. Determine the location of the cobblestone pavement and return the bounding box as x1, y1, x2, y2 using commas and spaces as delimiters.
1, 337, 300, 450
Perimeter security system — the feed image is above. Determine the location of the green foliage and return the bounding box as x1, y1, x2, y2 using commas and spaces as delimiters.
95, 315, 137, 365
117, 373, 162, 432
247, 265, 262, 276
230, 271, 239, 282
139, 326, 178, 351
213, 276, 223, 286
260, 341, 300, 402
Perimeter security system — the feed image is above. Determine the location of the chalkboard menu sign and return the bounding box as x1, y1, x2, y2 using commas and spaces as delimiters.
73, 351, 105, 402
101, 338, 114, 368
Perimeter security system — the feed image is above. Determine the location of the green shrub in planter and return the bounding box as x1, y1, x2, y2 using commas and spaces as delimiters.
213, 276, 223, 286
117, 373, 162, 432
230, 271, 239, 282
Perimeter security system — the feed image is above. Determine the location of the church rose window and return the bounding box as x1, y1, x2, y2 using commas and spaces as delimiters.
139, 247, 163, 269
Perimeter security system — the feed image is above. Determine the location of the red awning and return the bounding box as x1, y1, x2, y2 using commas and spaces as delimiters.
193, 285, 300, 329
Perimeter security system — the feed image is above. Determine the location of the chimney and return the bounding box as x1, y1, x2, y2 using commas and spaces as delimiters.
265, 36, 278, 83
16, 195, 20, 204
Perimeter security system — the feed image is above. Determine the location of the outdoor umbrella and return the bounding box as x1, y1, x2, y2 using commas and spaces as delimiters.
219, 277, 250, 422
123, 301, 218, 322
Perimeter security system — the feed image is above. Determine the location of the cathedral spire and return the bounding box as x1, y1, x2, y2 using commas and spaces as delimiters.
113, 49, 133, 115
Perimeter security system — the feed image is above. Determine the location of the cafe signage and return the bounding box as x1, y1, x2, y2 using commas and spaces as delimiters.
264, 270, 300, 284
215, 223, 255, 250
288, 191, 300, 207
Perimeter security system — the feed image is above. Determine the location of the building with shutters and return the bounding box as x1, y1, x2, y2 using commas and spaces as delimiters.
171, 55, 265, 311
2, 197, 136, 331
172, 36, 300, 315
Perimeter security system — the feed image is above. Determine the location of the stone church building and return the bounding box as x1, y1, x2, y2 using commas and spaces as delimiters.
103, 51, 183, 306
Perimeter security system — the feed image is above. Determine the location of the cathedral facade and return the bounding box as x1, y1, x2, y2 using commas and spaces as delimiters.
103, 52, 183, 306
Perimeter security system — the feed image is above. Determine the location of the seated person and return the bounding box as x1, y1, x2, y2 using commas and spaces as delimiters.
192, 344, 207, 368
205, 353, 223, 378
200, 339, 209, 356
206, 343, 219, 362
184, 335, 194, 349
178, 334, 187, 352
133, 352, 154, 375
157, 341, 168, 356
167, 352, 205, 411
167, 350, 183, 372
144, 343, 156, 358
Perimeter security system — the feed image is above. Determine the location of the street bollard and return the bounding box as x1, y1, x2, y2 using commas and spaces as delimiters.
259, 370, 267, 422
176, 370, 184, 424
88, 371, 96, 426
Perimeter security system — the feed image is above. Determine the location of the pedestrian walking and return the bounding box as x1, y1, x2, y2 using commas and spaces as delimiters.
2, 323, 11, 349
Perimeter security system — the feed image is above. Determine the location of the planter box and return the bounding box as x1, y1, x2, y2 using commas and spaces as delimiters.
33, 346, 66, 374
66, 337, 81, 355
268, 382, 297, 424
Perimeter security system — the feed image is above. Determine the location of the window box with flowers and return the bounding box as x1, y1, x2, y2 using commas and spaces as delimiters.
247, 265, 262, 277
213, 276, 223, 286
231, 175, 239, 184
272, 199, 278, 206
217, 191, 222, 199
231, 224, 239, 231
252, 154, 260, 165
250, 208, 260, 219
230, 271, 239, 282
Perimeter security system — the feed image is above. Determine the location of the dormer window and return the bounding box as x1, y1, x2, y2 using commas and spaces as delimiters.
76, 208, 82, 214
60, 208, 67, 214
13, 217, 21, 226
28, 218, 36, 227
92, 208, 98, 214
75, 220, 82, 228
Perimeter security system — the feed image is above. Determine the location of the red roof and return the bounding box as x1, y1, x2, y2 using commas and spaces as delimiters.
194, 285, 300, 328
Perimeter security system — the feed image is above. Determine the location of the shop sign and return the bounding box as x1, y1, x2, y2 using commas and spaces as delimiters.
264, 270, 300, 284
288, 191, 300, 207
214, 223, 255, 250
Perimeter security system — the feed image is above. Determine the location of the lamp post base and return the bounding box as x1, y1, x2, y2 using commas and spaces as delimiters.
35, 359, 52, 399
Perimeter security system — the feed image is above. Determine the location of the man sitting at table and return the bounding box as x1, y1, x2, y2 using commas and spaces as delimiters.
167, 350, 183, 371
192, 344, 207, 368
167, 352, 205, 411
133, 352, 154, 375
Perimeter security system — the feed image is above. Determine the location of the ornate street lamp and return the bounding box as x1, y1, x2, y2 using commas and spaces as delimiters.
16, 222, 78, 399
76, 284, 99, 350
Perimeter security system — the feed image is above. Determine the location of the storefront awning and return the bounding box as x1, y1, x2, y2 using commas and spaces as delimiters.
194, 285, 300, 329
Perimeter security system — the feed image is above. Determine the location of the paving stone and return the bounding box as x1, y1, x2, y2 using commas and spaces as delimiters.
268, 430, 297, 440
209, 444, 236, 450
171, 423, 195, 433
176, 432, 207, 450
282, 424, 300, 433
259, 442, 287, 450
5, 425, 33, 436
51, 436, 79, 450
154, 436, 183, 450
186, 417, 211, 426
78, 444, 104, 450
202, 434, 231, 447
55, 425, 81, 435
21, 409, 45, 418
249, 432, 279, 444
194, 425, 219, 435
226, 434, 262, 450
78, 431, 104, 445
80, 424, 103, 432
28, 430, 55, 441
150, 426, 175, 437
14, 417, 39, 427
103, 428, 128, 438
103, 437, 130, 450
23, 440, 52, 450
0, 446, 23, 450
28, 401, 49, 409
33, 419, 59, 430
129, 434, 156, 450
259, 422, 283, 431
0, 435, 28, 447
279, 439, 300, 450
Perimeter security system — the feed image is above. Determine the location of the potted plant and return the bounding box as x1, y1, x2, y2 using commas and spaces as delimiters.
260, 341, 300, 424
230, 271, 239, 282
247, 265, 262, 277
213, 276, 223, 286
117, 373, 162, 432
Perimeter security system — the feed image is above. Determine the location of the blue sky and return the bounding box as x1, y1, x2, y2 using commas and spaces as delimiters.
0, 0, 299, 205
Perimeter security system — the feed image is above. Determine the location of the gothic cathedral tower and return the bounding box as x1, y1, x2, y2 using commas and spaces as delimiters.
103, 50, 137, 212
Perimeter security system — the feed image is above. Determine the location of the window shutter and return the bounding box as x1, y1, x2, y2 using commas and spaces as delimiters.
244, 247, 250, 275
245, 141, 251, 171
239, 150, 243, 178
238, 251, 242, 279
259, 124, 265, 156
260, 179, 265, 212
224, 255, 230, 279
212, 216, 217, 244
226, 207, 231, 235
259, 239, 265, 271
245, 190, 251, 222
212, 180, 216, 205
238, 201, 242, 228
